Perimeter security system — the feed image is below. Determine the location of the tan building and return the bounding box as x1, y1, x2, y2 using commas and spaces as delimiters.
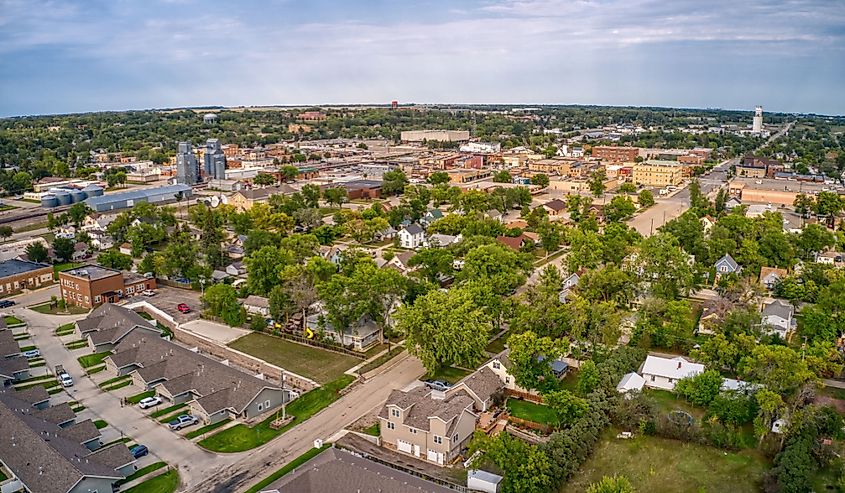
592, 146, 640, 163
528, 158, 572, 175
228, 184, 296, 211
59, 265, 156, 309
400, 130, 470, 142
447, 169, 492, 184
633, 160, 684, 187
736, 163, 767, 178
0, 259, 53, 297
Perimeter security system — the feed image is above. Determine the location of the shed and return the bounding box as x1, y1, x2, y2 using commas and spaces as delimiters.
467, 469, 503, 493
616, 372, 646, 395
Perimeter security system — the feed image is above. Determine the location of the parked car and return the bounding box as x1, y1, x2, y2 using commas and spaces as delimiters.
22, 349, 40, 359
176, 303, 191, 314
130, 445, 149, 459
59, 373, 74, 387
138, 396, 162, 409
0, 300, 16, 308
142, 290, 156, 296
168, 414, 199, 430
424, 380, 451, 392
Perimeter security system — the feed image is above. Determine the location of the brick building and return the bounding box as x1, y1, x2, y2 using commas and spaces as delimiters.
59, 265, 156, 309
0, 259, 53, 297
592, 146, 640, 163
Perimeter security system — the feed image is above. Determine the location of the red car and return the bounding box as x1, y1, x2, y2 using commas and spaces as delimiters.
176, 303, 191, 314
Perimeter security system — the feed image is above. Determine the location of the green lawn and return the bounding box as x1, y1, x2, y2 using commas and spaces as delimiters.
55, 323, 76, 335
185, 419, 232, 439
127, 390, 156, 404
15, 378, 59, 391
78, 351, 111, 368
0, 469, 7, 481
485, 332, 509, 354
646, 389, 706, 419
33, 303, 88, 315
228, 332, 359, 384
86, 366, 105, 375
104, 380, 132, 391
245, 445, 331, 493
116, 462, 167, 486
362, 423, 380, 436
149, 403, 187, 419
19, 345, 36, 352
94, 420, 108, 429
567, 431, 770, 493
199, 375, 355, 453
99, 375, 131, 387
4, 315, 24, 325
52, 262, 83, 278
424, 366, 472, 384
357, 347, 404, 375
506, 398, 558, 426
65, 339, 89, 350
123, 469, 179, 493
158, 410, 189, 424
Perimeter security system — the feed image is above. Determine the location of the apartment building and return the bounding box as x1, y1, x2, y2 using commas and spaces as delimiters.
633, 160, 684, 187
592, 145, 640, 163
58, 265, 156, 309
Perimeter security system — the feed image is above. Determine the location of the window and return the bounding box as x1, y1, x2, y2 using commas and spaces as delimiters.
94, 295, 101, 303
409, 427, 417, 434
505, 377, 510, 385
453, 434, 458, 442
492, 361, 500, 370
433, 435, 442, 444
265, 399, 270, 408
651, 375, 656, 382
391, 409, 400, 418
387, 421, 395, 430
258, 403, 263, 411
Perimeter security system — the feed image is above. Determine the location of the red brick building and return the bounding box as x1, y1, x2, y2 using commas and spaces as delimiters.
59, 265, 156, 309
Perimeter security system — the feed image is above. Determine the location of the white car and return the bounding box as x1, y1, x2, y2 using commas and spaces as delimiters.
142, 290, 156, 296
59, 373, 74, 387
138, 396, 162, 409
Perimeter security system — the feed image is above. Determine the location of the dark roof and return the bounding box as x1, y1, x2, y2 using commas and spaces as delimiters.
263, 447, 456, 493
544, 199, 567, 211
0, 328, 20, 357
62, 265, 121, 281
402, 223, 424, 235
0, 355, 29, 378
453, 366, 503, 406
77, 304, 157, 346
33, 402, 76, 425
2, 385, 49, 405
58, 419, 101, 445
0, 258, 51, 279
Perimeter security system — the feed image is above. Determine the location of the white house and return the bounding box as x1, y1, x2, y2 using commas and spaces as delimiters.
242, 295, 270, 318
761, 299, 795, 338
559, 270, 583, 303
816, 251, 844, 267
398, 224, 426, 249
640, 355, 704, 391
759, 267, 787, 290
616, 372, 646, 396
700, 215, 716, 235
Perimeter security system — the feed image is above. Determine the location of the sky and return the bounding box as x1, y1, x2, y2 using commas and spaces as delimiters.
1, 0, 844, 117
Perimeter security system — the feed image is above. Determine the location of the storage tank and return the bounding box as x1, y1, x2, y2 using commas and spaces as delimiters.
70, 189, 86, 203
54, 190, 72, 206
83, 184, 104, 197
41, 194, 59, 208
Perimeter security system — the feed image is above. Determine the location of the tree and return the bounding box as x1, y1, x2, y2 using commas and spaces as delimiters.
793, 193, 815, 218
587, 476, 635, 493
245, 246, 294, 295
688, 179, 708, 211
714, 188, 728, 213
97, 249, 133, 270
567, 229, 604, 272
409, 248, 455, 283
0, 226, 12, 243
458, 243, 532, 295
138, 252, 158, 276
25, 242, 48, 263
469, 432, 554, 493
52, 237, 74, 262
381, 169, 409, 196
301, 183, 321, 208
635, 233, 697, 300
507, 331, 567, 393
618, 182, 637, 194
794, 223, 835, 259
323, 187, 347, 208
637, 189, 655, 208
577, 265, 636, 306
633, 298, 693, 350
739, 345, 815, 397
67, 202, 91, 228
201, 284, 246, 326
427, 171, 450, 185
674, 369, 723, 407
280, 165, 299, 182
544, 389, 588, 427
531, 173, 549, 188
493, 170, 512, 183
577, 360, 601, 395
395, 287, 489, 373
253, 173, 276, 186
604, 196, 636, 222
588, 168, 607, 197
798, 280, 845, 344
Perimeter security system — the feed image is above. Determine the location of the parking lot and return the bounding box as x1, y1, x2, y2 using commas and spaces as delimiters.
141, 286, 202, 323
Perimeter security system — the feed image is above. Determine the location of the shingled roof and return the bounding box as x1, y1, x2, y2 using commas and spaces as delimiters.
0, 327, 20, 357
77, 303, 158, 347
379, 386, 475, 434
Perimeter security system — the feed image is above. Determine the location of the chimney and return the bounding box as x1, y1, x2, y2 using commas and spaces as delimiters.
677, 361, 682, 369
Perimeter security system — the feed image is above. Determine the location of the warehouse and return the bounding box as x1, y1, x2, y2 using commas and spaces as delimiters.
84, 184, 193, 212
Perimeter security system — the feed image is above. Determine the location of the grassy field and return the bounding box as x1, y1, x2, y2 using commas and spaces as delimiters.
485, 332, 509, 354
78, 351, 111, 368
4, 315, 24, 325
245, 445, 331, 493
228, 332, 359, 384
123, 469, 179, 493
185, 418, 232, 439
506, 398, 558, 426
424, 366, 472, 384
199, 375, 354, 452
149, 403, 187, 419
32, 302, 89, 315
567, 431, 770, 493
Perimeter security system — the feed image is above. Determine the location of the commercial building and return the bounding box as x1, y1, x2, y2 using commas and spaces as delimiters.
592, 145, 640, 163
0, 259, 53, 297
229, 184, 296, 211
58, 265, 156, 309
728, 177, 835, 206
204, 139, 227, 180
633, 160, 684, 187
400, 130, 470, 142
459, 141, 501, 154
84, 184, 192, 212
176, 141, 199, 185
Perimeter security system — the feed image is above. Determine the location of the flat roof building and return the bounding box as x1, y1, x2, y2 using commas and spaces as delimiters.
400, 130, 470, 142
58, 265, 156, 309
633, 160, 684, 187
84, 184, 192, 212
0, 259, 53, 297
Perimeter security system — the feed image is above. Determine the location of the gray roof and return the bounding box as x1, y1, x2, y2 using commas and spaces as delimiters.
0, 258, 51, 279
454, 366, 504, 406
107, 329, 283, 415
236, 184, 295, 201
58, 420, 101, 445
62, 265, 120, 281
403, 223, 424, 235
715, 254, 739, 271
0, 396, 123, 493
762, 299, 793, 319
85, 184, 192, 208
264, 447, 456, 493
379, 387, 475, 433
2, 385, 49, 405
242, 295, 270, 309
77, 304, 158, 347
0, 355, 29, 378
34, 402, 76, 425
0, 328, 20, 357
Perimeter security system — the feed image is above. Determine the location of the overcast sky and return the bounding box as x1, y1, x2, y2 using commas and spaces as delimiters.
1, 0, 844, 117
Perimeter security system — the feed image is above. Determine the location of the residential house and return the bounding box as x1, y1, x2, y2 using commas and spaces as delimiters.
448, 366, 505, 413
75, 303, 161, 353
374, 225, 398, 241
225, 261, 247, 277
0, 327, 30, 384
306, 309, 382, 351
559, 270, 584, 303
378, 386, 478, 466
427, 233, 461, 248
103, 329, 289, 424
319, 244, 348, 264
242, 295, 270, 318
759, 267, 788, 290
724, 197, 742, 210
485, 209, 504, 223
542, 199, 568, 216
398, 224, 426, 249
761, 299, 795, 338
229, 184, 296, 211
816, 251, 844, 267
640, 355, 704, 391
386, 251, 416, 274
495, 234, 532, 252
700, 215, 716, 235
697, 297, 735, 335
420, 209, 445, 227
118, 243, 132, 255
72, 242, 89, 261
714, 254, 741, 276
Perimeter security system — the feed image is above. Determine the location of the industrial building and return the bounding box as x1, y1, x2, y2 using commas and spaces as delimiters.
204, 139, 227, 180
176, 141, 199, 185
40, 184, 104, 208
84, 184, 192, 212
400, 129, 470, 142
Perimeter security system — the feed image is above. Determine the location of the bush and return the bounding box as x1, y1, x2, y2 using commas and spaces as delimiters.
674, 369, 723, 407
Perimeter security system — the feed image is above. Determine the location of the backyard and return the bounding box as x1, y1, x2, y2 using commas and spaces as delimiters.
198, 375, 354, 452
227, 332, 359, 384
567, 431, 770, 493
424, 365, 472, 384
506, 398, 557, 427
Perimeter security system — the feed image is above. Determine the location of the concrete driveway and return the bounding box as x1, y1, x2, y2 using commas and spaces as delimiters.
179, 319, 250, 344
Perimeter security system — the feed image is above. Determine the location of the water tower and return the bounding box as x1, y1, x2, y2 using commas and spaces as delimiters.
203, 113, 218, 125
752, 106, 763, 133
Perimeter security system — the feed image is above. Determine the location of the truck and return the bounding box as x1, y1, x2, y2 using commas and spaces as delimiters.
55, 365, 73, 387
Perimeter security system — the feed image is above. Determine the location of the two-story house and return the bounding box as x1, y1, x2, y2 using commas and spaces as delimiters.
714, 254, 741, 277
761, 299, 795, 338
398, 224, 426, 249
